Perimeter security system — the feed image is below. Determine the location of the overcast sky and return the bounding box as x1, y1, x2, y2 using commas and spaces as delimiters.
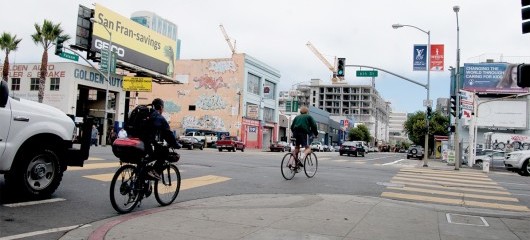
1, 0, 527, 113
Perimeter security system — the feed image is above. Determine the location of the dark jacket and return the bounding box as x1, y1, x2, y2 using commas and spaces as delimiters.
291, 114, 318, 136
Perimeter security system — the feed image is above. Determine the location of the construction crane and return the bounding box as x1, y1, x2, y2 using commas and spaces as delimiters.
219, 24, 236, 55
306, 41, 340, 83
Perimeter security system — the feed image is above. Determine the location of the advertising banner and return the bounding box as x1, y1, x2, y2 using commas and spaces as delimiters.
463, 63, 528, 94
413, 44, 427, 71
122, 76, 152, 92
430, 44, 444, 71
92, 4, 176, 77
476, 100, 527, 129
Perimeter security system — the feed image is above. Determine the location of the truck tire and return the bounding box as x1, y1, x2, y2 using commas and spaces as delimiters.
5, 146, 63, 198
518, 160, 530, 176
241, 147, 245, 152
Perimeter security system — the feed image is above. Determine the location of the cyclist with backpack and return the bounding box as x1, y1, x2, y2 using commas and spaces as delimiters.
290, 106, 319, 167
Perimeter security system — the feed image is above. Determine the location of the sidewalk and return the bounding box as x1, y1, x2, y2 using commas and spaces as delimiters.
61, 194, 530, 240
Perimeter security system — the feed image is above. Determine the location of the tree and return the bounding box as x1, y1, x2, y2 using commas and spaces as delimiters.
348, 124, 372, 142
403, 110, 449, 153
0, 32, 22, 82
31, 20, 69, 103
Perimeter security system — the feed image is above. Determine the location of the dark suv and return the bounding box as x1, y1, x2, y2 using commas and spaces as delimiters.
407, 145, 424, 159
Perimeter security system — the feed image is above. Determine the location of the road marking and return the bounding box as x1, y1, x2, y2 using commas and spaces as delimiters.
400, 170, 490, 180
333, 160, 349, 162
3, 198, 66, 207
497, 181, 530, 186
392, 176, 505, 190
69, 162, 121, 171
382, 159, 405, 166
84, 173, 115, 181
390, 181, 512, 195
319, 157, 331, 160
87, 157, 105, 161
181, 175, 231, 190
395, 174, 499, 186
0, 224, 90, 240
402, 168, 487, 177
398, 172, 491, 182
387, 186, 519, 202
354, 161, 366, 164
381, 192, 529, 212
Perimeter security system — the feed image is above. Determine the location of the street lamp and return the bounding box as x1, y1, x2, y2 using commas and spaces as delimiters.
392, 23, 431, 167
453, 5, 461, 170
90, 18, 112, 146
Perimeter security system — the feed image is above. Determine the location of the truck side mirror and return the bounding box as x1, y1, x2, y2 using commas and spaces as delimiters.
0, 80, 8, 108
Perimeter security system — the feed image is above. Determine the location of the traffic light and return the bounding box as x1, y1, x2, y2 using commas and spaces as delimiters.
426, 106, 432, 120
450, 95, 457, 117
337, 58, 346, 77
523, 0, 530, 33
55, 36, 65, 56
517, 64, 530, 87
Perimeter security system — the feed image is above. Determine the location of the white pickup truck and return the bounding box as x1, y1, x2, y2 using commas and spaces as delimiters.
0, 81, 91, 198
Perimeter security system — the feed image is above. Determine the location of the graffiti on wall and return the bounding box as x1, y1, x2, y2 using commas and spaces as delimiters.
164, 100, 181, 114
176, 90, 190, 98
208, 60, 237, 73
182, 115, 226, 131
196, 94, 227, 110
193, 75, 228, 92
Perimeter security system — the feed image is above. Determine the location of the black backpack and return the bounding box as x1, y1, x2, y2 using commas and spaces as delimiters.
126, 105, 155, 139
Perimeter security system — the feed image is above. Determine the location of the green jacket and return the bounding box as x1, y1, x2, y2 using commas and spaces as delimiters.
291, 114, 318, 136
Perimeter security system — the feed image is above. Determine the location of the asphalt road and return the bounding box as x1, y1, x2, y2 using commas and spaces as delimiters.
1, 147, 529, 240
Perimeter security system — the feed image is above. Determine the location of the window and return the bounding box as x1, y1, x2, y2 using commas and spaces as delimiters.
30, 78, 39, 91
263, 80, 275, 99
11, 78, 20, 91
189, 105, 196, 111
247, 73, 260, 95
50, 78, 60, 91
263, 107, 274, 122
88, 89, 98, 100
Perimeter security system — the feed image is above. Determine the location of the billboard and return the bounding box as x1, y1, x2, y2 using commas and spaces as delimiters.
430, 44, 444, 71
413, 44, 427, 71
463, 63, 528, 94
476, 100, 527, 129
122, 76, 152, 92
91, 4, 176, 77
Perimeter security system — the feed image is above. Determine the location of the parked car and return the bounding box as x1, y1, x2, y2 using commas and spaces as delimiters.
504, 150, 530, 176
463, 149, 505, 168
407, 145, 424, 159
310, 141, 325, 152
333, 145, 341, 152
216, 136, 245, 152
339, 141, 366, 157
178, 136, 204, 150
270, 141, 290, 152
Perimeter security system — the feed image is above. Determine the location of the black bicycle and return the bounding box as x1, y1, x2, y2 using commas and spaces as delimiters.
110, 143, 181, 214
281, 139, 318, 180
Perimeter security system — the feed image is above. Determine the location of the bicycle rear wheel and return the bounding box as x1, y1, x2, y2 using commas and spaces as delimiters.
304, 152, 318, 178
110, 165, 140, 214
281, 153, 297, 180
154, 163, 181, 206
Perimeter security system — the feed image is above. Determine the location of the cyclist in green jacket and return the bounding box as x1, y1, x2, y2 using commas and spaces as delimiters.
290, 106, 319, 166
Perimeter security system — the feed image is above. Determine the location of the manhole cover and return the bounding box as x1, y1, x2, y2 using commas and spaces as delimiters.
446, 213, 489, 227
376, 182, 404, 188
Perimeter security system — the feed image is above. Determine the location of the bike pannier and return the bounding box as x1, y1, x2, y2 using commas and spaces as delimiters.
112, 138, 146, 163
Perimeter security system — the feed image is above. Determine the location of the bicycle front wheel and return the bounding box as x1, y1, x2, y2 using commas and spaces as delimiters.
154, 163, 181, 206
281, 153, 297, 180
304, 152, 318, 178
110, 165, 140, 214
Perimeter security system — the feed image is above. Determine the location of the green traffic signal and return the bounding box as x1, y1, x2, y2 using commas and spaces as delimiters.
337, 58, 345, 77
427, 106, 432, 120
55, 37, 65, 56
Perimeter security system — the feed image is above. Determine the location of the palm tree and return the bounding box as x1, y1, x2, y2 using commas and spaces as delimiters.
0, 32, 22, 82
31, 19, 69, 103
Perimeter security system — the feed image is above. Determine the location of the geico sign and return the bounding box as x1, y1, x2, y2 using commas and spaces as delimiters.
95, 39, 125, 57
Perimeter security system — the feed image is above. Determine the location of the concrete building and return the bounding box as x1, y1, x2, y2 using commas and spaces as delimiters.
131, 11, 181, 60
436, 97, 449, 116
388, 112, 409, 145
139, 53, 280, 150
280, 79, 390, 145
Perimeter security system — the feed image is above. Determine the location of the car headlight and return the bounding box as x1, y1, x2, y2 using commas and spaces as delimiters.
509, 153, 522, 159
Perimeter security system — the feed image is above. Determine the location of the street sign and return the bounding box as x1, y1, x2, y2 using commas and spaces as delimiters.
58, 52, 79, 61
356, 70, 378, 77
423, 99, 432, 107
123, 77, 153, 92
100, 50, 116, 74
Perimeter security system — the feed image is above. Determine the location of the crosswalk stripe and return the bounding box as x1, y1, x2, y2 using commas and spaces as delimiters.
397, 172, 492, 182
386, 186, 519, 202
390, 181, 512, 195
394, 174, 499, 186
69, 162, 121, 171
354, 161, 366, 164
381, 192, 529, 212
401, 168, 487, 177
83, 174, 230, 190
392, 176, 505, 190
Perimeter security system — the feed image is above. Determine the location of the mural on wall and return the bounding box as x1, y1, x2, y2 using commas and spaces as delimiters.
182, 115, 226, 131
176, 90, 190, 98
208, 60, 238, 73
193, 75, 228, 92
196, 94, 227, 110
164, 100, 181, 114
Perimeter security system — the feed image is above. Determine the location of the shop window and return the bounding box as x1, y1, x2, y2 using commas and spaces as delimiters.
30, 78, 39, 91
11, 78, 20, 91
50, 78, 60, 91
247, 73, 260, 95
88, 89, 97, 100
189, 105, 196, 111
